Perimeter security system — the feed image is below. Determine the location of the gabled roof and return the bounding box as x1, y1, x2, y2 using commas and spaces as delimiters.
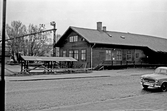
57, 26, 167, 52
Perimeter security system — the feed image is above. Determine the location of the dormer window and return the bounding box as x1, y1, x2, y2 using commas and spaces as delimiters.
69, 35, 78, 42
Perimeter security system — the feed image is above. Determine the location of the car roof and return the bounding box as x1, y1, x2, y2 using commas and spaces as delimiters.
157, 67, 167, 70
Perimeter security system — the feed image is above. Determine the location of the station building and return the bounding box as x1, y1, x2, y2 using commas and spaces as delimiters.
55, 22, 167, 69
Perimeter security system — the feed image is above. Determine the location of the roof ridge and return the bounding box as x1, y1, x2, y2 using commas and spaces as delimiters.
70, 26, 167, 40
70, 26, 99, 32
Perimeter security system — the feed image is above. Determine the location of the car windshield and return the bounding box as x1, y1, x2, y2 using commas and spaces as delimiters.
155, 68, 167, 75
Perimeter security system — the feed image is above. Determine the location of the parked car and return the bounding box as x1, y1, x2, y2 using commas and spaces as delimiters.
140, 67, 167, 92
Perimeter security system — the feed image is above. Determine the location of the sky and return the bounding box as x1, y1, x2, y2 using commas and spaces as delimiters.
0, 0, 167, 39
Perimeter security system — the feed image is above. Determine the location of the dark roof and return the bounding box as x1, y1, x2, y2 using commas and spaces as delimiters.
57, 26, 167, 52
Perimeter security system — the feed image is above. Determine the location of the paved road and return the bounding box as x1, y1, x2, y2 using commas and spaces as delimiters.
5, 69, 167, 111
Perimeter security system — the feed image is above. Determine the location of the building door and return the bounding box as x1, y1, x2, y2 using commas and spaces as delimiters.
99, 52, 105, 63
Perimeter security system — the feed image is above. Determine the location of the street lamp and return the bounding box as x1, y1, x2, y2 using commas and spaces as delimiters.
50, 21, 56, 56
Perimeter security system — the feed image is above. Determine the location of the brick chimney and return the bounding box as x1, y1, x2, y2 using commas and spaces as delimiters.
103, 26, 106, 31
97, 22, 102, 31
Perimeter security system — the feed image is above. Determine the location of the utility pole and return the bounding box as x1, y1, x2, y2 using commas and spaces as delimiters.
50, 21, 56, 56
1, 0, 7, 111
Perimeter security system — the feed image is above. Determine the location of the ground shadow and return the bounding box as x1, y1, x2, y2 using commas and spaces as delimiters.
141, 87, 163, 94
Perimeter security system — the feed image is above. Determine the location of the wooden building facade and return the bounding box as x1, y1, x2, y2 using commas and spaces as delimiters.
55, 22, 167, 69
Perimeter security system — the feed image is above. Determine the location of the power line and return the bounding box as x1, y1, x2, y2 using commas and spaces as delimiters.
0, 28, 56, 42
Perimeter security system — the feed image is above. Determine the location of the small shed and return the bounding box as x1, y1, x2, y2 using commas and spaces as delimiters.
20, 56, 77, 73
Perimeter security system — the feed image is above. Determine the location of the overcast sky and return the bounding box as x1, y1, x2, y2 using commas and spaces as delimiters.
0, 0, 167, 38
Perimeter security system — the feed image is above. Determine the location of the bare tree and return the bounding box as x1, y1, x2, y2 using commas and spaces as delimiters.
26, 24, 51, 56
6, 21, 27, 55
6, 21, 52, 62
6, 21, 27, 62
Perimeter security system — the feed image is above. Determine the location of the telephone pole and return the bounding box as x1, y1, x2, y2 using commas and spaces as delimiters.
1, 0, 7, 110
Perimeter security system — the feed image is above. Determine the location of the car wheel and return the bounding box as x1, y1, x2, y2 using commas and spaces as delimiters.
142, 85, 148, 89
161, 83, 167, 92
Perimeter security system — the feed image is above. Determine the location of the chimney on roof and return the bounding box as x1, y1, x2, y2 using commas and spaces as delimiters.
97, 22, 102, 31
103, 26, 106, 31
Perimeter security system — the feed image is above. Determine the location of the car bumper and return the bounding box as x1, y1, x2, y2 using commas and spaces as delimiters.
141, 82, 161, 88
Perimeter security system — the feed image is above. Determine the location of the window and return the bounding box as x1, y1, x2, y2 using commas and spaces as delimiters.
155, 68, 167, 75
69, 50, 73, 57
116, 50, 122, 61
69, 37, 73, 42
63, 50, 66, 57
127, 50, 132, 61
74, 50, 79, 60
69, 35, 78, 42
106, 50, 112, 60
56, 47, 60, 57
81, 50, 86, 61
73, 36, 78, 42
136, 53, 139, 59
69, 50, 78, 59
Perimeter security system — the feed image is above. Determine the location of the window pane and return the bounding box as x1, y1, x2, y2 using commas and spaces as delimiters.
63, 51, 66, 57
127, 50, 132, 61
69, 37, 73, 42
81, 50, 86, 60
74, 50, 78, 60
116, 50, 122, 61
74, 36, 78, 42
69, 51, 73, 57
106, 50, 111, 60
136, 53, 139, 58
